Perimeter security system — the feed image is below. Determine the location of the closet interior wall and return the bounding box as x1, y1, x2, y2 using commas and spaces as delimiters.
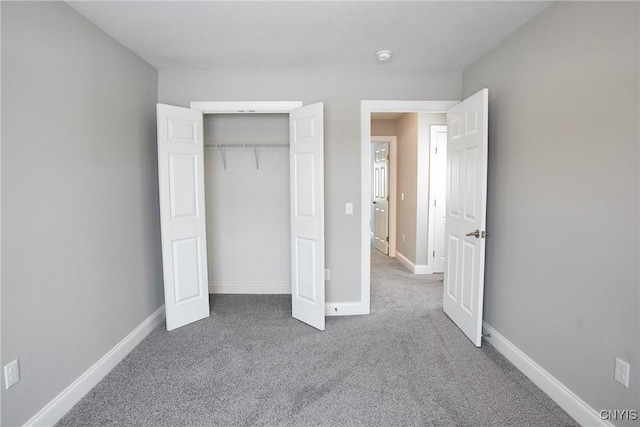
203, 113, 291, 293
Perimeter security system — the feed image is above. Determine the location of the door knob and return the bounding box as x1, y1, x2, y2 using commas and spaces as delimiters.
466, 230, 480, 238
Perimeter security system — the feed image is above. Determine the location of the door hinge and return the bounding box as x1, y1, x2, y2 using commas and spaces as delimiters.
386, 154, 390, 160
433, 250, 435, 257
386, 236, 389, 242
434, 199, 437, 207
435, 147, 438, 154
386, 196, 389, 201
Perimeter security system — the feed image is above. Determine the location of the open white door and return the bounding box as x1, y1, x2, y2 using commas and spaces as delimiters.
430, 125, 448, 273
290, 102, 325, 330
157, 104, 210, 331
372, 142, 390, 254
443, 89, 488, 347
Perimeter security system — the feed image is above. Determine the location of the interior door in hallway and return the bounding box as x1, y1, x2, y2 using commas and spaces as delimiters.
372, 142, 390, 254
157, 103, 210, 331
430, 125, 448, 273
443, 88, 489, 347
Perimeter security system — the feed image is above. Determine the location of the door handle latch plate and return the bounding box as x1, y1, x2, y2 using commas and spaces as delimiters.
466, 230, 480, 238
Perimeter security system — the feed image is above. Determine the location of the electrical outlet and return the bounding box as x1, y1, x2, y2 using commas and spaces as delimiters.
615, 358, 630, 388
325, 269, 330, 280
4, 360, 20, 389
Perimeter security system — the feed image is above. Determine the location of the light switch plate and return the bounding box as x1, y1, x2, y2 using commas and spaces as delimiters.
345, 203, 353, 215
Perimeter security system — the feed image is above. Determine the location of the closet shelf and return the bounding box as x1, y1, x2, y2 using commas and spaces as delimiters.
204, 143, 289, 172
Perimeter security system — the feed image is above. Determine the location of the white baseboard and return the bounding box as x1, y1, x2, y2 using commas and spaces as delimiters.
325, 301, 369, 316
209, 283, 291, 294
24, 306, 166, 427
414, 264, 430, 274
482, 322, 613, 427
395, 251, 414, 272
395, 251, 431, 275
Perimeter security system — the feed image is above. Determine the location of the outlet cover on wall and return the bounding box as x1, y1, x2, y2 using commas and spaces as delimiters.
4, 359, 20, 389
615, 357, 630, 388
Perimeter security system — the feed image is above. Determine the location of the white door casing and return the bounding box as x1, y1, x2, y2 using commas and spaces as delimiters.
372, 142, 390, 254
290, 102, 325, 330
443, 89, 489, 347
429, 125, 448, 273
157, 104, 210, 331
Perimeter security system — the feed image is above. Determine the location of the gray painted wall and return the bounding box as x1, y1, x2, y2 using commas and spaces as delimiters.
463, 1, 639, 418
159, 69, 461, 302
1, 2, 161, 425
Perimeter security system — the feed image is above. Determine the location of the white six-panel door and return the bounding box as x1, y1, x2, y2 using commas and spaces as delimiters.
373, 142, 390, 254
157, 104, 210, 331
290, 102, 325, 330
443, 89, 489, 347
430, 125, 448, 273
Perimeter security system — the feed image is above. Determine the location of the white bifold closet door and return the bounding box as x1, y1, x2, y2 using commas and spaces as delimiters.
157, 104, 210, 331
157, 102, 326, 331
443, 88, 489, 347
289, 102, 325, 331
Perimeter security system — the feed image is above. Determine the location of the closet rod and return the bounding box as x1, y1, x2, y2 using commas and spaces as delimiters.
204, 143, 288, 172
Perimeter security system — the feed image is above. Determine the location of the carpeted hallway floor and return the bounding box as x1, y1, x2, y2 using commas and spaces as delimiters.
57, 251, 577, 426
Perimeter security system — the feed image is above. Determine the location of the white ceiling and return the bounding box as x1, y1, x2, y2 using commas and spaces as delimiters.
67, 1, 552, 71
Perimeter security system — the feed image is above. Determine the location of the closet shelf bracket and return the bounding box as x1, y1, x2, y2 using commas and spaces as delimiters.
203, 143, 289, 172
219, 146, 227, 172
254, 146, 260, 172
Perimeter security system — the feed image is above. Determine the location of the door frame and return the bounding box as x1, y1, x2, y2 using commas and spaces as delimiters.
360, 100, 458, 313
191, 101, 302, 114
189, 100, 303, 294
189, 100, 327, 330
370, 136, 397, 257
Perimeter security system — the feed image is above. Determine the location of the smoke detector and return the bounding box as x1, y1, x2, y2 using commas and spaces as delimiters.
376, 50, 392, 62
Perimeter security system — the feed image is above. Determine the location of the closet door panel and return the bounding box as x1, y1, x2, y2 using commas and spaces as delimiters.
157, 103, 210, 331
290, 102, 325, 331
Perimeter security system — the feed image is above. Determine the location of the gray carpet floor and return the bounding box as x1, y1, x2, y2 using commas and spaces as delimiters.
57, 251, 578, 426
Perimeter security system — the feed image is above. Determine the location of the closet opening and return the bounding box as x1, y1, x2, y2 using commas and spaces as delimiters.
203, 113, 292, 295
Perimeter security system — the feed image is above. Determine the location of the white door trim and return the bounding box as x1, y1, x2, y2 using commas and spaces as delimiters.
190, 100, 304, 296
189, 101, 327, 329
360, 100, 459, 314
190, 101, 302, 114
371, 136, 397, 257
